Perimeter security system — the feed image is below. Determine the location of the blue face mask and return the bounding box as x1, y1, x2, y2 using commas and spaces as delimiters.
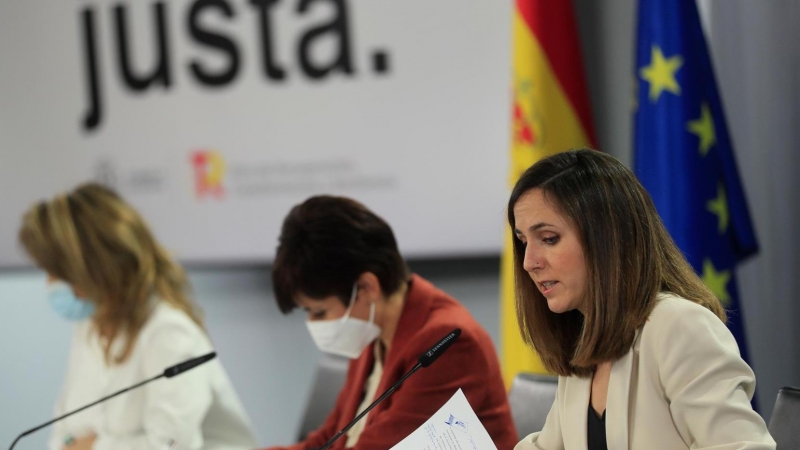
47, 281, 95, 321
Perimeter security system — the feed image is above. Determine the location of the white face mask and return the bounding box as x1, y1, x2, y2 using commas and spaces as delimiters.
305, 284, 382, 359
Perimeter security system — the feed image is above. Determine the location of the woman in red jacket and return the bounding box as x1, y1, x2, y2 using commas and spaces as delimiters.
267, 195, 518, 450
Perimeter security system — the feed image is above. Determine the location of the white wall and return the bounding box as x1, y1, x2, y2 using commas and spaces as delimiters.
702, 0, 800, 418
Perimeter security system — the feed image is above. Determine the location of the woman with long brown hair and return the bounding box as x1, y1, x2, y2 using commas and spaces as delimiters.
19, 183, 256, 450
509, 150, 773, 449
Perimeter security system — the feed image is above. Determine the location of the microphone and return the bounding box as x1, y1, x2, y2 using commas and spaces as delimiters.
418, 328, 461, 367
164, 352, 217, 378
317, 329, 462, 450
8, 352, 217, 450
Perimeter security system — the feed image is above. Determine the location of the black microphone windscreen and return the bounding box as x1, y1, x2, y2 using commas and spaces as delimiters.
418, 329, 461, 368
163, 352, 216, 378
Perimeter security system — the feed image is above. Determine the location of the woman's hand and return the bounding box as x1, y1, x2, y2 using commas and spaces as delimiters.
64, 433, 96, 450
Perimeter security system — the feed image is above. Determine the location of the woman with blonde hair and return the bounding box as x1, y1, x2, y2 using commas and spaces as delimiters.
509, 150, 774, 449
19, 182, 256, 450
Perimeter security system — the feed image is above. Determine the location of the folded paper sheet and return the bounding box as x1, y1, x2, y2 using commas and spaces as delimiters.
390, 389, 498, 450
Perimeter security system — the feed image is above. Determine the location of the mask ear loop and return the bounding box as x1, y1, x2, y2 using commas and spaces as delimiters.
367, 301, 376, 325
341, 282, 359, 321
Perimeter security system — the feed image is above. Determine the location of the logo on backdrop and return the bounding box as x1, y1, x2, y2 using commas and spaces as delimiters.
93, 158, 165, 193
94, 159, 119, 189
187, 151, 396, 199
190, 150, 226, 199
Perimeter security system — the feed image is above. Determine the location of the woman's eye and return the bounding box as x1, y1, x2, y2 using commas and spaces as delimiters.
543, 236, 559, 245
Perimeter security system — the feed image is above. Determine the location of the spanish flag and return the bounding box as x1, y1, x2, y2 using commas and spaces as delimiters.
501, 0, 597, 385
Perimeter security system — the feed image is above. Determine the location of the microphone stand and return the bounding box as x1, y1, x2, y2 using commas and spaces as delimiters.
8, 352, 215, 450
9, 373, 163, 450
314, 329, 461, 450
318, 363, 422, 450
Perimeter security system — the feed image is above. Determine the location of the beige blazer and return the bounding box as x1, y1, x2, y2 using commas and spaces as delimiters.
515, 293, 775, 450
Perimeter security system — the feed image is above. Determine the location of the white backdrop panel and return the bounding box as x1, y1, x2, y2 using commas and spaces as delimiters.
0, 0, 512, 266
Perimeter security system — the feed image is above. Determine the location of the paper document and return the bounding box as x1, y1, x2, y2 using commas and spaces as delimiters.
390, 389, 498, 450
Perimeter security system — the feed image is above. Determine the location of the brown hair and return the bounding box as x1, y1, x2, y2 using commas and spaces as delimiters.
508, 149, 725, 377
19, 183, 203, 364
272, 195, 409, 313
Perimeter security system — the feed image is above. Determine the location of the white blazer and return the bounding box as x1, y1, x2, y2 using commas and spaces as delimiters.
48, 302, 257, 450
515, 293, 776, 450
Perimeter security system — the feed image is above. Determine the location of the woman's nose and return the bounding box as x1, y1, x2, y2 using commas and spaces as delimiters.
523, 247, 543, 272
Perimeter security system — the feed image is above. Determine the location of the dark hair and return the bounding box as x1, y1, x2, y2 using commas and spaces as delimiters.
272, 195, 409, 313
507, 149, 724, 377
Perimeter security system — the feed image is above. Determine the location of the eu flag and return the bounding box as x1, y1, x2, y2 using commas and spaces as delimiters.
633, 0, 758, 388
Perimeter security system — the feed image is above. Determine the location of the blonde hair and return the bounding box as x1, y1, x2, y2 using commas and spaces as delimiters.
19, 183, 204, 364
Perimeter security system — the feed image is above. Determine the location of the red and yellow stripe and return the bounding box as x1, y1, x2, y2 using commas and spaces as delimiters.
501, 0, 597, 386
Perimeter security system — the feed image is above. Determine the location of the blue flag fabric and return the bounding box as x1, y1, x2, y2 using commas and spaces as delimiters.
633, 0, 758, 381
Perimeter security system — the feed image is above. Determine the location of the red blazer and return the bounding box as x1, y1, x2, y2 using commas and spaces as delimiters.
269, 275, 518, 450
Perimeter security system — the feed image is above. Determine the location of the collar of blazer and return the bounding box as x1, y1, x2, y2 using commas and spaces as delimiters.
563, 328, 643, 450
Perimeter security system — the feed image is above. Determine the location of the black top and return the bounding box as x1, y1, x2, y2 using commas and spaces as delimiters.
587, 405, 607, 450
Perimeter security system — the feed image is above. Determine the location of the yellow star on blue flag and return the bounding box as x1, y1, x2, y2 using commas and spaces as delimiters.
688, 102, 716, 156
640, 46, 684, 102
702, 259, 731, 305
707, 184, 729, 234
633, 0, 759, 405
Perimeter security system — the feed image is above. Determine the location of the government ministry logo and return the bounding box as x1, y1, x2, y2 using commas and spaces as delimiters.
190, 150, 226, 199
